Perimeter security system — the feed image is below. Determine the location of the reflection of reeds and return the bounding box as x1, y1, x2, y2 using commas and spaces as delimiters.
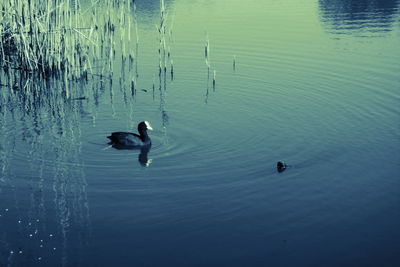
155, 0, 172, 130
0, 73, 91, 265
131, 77, 136, 96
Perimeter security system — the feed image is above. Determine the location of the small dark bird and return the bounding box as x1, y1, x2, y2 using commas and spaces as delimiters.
107, 121, 153, 147
277, 161, 287, 173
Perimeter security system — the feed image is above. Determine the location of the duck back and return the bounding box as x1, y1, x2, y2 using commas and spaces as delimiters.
108, 132, 148, 146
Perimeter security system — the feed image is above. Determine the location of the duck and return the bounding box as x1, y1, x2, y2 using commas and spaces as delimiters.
277, 161, 287, 173
107, 121, 153, 147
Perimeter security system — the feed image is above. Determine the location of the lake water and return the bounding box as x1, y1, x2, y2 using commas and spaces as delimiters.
1, 0, 399, 266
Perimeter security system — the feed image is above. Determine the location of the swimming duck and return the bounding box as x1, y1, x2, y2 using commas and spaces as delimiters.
107, 121, 153, 147
277, 161, 287, 173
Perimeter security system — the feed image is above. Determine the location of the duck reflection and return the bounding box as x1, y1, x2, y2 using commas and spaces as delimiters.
319, 0, 399, 35
138, 145, 153, 167
110, 143, 153, 167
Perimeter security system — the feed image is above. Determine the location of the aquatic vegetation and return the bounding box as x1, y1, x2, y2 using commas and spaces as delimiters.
157, 0, 174, 79
1, 0, 89, 78
0, 0, 139, 89
205, 34, 210, 71
213, 69, 216, 89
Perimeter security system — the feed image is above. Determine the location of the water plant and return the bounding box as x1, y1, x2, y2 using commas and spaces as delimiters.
1, 0, 89, 78
0, 0, 139, 95
170, 59, 174, 80
0, 0, 178, 118
213, 69, 216, 90
157, 0, 166, 76
203, 34, 216, 96
205, 34, 210, 73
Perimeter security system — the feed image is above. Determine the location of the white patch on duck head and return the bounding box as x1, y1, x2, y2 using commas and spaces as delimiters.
144, 121, 153, 130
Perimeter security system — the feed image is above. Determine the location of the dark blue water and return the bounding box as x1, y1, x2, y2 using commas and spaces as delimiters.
1, 0, 399, 266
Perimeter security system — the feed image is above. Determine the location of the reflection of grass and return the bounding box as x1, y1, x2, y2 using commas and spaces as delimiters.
0, 72, 91, 265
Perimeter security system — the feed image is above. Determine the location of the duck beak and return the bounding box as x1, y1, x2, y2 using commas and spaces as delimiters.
145, 121, 153, 131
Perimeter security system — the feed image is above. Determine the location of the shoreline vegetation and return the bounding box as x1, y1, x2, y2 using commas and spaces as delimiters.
0, 0, 174, 99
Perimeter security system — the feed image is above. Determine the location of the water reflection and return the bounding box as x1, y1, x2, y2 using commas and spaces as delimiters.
139, 146, 153, 167
134, 0, 175, 20
319, 0, 399, 36
109, 143, 153, 167
0, 72, 91, 266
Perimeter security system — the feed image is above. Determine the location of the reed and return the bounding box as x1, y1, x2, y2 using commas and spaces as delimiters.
157, 0, 174, 81
205, 34, 210, 71
0, 0, 139, 89
0, 0, 177, 106
213, 69, 216, 89
0, 1, 87, 78
131, 77, 136, 96
204, 34, 216, 92
170, 59, 174, 80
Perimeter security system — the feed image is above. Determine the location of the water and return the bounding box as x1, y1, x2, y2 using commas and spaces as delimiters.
1, 0, 399, 266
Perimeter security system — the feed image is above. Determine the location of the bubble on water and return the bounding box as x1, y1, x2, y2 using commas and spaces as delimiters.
29, 234, 33, 237
18, 220, 22, 224
49, 234, 53, 237
53, 247, 57, 250
40, 239, 43, 242
36, 219, 40, 222
40, 245, 43, 248
19, 251, 23, 254
28, 222, 32, 226
38, 257, 42, 261
10, 250, 14, 254
34, 229, 38, 234
5, 208, 8, 211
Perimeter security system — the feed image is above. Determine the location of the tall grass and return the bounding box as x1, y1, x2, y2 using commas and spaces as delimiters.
204, 34, 216, 93
0, 0, 180, 114
1, 0, 88, 78
0, 0, 141, 93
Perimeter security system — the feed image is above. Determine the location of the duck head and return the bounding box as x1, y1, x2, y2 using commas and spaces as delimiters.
138, 121, 153, 136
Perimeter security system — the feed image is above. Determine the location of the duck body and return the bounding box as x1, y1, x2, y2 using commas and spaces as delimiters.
277, 161, 287, 173
107, 121, 153, 147
107, 132, 151, 146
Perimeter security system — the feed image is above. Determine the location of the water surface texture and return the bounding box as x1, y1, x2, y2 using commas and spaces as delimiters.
1, 0, 399, 266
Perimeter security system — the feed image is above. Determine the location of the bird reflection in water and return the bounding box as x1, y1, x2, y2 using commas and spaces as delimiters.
138, 145, 152, 167
109, 143, 153, 167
